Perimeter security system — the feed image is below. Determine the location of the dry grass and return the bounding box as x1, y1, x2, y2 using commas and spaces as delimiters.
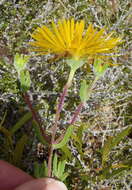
0, 0, 132, 189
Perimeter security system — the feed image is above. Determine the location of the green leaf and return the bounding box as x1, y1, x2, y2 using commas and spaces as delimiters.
12, 134, 28, 167
60, 145, 72, 160
0, 127, 13, 151
108, 168, 130, 179
10, 105, 42, 134
53, 154, 58, 176
19, 70, 31, 92
34, 162, 40, 178
61, 172, 69, 181
102, 126, 132, 165
71, 124, 86, 158
32, 121, 48, 145
10, 112, 32, 134
0, 111, 7, 127
112, 126, 132, 147
34, 161, 48, 178
101, 162, 132, 180
58, 160, 66, 176
42, 161, 48, 177
53, 125, 74, 149
72, 135, 83, 157
77, 124, 84, 141
13, 53, 31, 92
93, 58, 109, 77
79, 80, 90, 102
67, 58, 85, 72
14, 53, 30, 73
52, 154, 68, 181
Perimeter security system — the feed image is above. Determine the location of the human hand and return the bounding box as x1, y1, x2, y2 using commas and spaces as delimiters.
0, 160, 67, 190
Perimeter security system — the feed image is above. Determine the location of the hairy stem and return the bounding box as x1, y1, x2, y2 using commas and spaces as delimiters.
70, 102, 84, 125
47, 69, 75, 177
58, 84, 68, 115
55, 77, 99, 144
47, 85, 69, 177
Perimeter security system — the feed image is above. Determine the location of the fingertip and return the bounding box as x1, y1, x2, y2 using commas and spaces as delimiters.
15, 178, 68, 190
0, 160, 33, 190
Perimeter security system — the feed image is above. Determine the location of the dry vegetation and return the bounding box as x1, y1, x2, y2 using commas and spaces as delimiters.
0, 0, 132, 189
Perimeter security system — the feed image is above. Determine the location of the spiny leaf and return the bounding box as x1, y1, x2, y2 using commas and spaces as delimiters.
111, 126, 132, 147
53, 125, 74, 149
101, 166, 131, 180
102, 126, 132, 165
108, 168, 131, 179
76, 124, 84, 144
71, 124, 85, 157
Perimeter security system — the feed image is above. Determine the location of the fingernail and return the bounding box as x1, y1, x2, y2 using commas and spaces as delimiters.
45, 180, 68, 190
54, 181, 68, 190
15, 178, 68, 190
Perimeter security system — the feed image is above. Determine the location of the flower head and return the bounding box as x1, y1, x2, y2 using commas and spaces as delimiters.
30, 19, 121, 60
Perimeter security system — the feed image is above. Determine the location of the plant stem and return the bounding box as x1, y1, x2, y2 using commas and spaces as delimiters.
57, 84, 68, 117
70, 77, 98, 124
57, 68, 75, 116
23, 92, 50, 143
55, 76, 99, 144
47, 84, 69, 177
47, 68, 75, 177
70, 102, 84, 125
47, 145, 54, 177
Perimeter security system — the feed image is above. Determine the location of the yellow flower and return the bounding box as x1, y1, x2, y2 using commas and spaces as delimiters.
30, 18, 121, 60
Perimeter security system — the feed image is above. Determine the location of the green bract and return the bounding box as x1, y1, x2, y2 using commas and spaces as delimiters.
67, 58, 85, 72
14, 53, 30, 74
66, 58, 85, 86
79, 80, 90, 103
93, 58, 109, 77
19, 70, 31, 92
13, 53, 31, 92
53, 125, 74, 149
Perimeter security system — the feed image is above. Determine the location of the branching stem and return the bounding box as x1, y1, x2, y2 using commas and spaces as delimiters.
55, 76, 99, 144
47, 68, 75, 177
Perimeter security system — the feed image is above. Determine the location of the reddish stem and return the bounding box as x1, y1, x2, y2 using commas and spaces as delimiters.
54, 102, 84, 145
47, 84, 69, 177
58, 84, 68, 116
23, 93, 50, 143
70, 102, 84, 125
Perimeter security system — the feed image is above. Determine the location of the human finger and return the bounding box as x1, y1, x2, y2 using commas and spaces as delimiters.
0, 160, 33, 190
15, 178, 68, 190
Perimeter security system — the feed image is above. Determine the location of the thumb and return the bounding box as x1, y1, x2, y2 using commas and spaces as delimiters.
14, 178, 68, 190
